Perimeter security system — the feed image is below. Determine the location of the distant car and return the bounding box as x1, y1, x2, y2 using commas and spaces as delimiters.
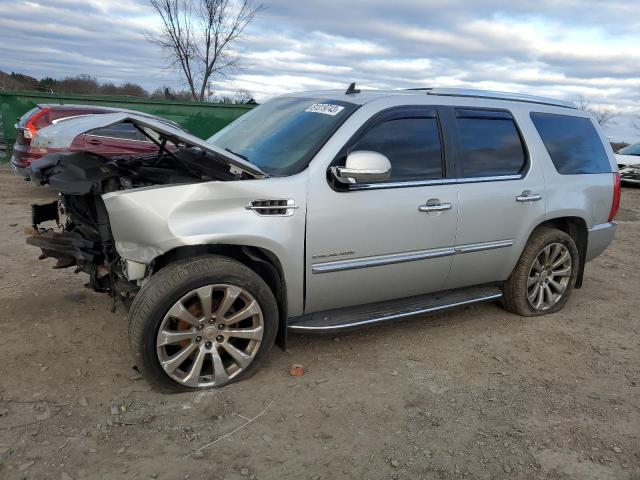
10, 104, 180, 178
616, 142, 640, 185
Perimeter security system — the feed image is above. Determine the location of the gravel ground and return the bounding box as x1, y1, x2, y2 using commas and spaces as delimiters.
0, 164, 638, 480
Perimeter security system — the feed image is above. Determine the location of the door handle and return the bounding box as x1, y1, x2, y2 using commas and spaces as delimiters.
86, 138, 102, 145
516, 190, 542, 202
418, 199, 452, 213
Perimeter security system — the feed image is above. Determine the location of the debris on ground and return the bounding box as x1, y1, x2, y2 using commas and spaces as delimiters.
289, 364, 304, 376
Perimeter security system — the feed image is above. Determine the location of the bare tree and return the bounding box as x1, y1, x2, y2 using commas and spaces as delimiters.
148, 0, 263, 101
232, 88, 255, 103
577, 95, 615, 127
211, 89, 255, 103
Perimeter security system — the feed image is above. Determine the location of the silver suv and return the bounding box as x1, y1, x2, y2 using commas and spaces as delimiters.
27, 86, 620, 391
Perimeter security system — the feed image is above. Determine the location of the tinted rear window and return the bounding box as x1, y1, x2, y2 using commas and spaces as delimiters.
530, 113, 611, 174
456, 109, 526, 178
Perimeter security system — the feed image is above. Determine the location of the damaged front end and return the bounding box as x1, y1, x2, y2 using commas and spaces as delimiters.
26, 113, 266, 308
27, 152, 151, 305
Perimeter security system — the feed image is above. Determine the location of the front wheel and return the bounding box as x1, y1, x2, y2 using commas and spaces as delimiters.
128, 255, 278, 392
503, 227, 579, 316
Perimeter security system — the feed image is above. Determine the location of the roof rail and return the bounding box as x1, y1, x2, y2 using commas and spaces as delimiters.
426, 88, 576, 109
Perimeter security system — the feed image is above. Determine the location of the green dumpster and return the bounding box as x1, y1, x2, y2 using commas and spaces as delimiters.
0, 91, 254, 161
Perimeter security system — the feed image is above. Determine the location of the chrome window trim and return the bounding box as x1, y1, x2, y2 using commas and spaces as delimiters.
312, 239, 514, 274
84, 133, 152, 143
345, 174, 523, 191
456, 174, 522, 184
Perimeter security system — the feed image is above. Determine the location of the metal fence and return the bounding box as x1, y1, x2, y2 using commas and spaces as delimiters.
0, 91, 254, 161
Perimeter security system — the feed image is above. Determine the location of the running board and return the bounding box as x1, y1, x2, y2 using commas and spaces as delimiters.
288, 285, 502, 333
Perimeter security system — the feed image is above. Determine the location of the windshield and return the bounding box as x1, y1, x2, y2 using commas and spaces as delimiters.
208, 97, 358, 176
618, 142, 640, 156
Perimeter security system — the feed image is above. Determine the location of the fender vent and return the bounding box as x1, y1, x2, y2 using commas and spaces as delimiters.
245, 199, 298, 216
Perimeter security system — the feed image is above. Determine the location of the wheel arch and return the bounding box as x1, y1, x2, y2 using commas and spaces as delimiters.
150, 244, 289, 348
528, 216, 588, 288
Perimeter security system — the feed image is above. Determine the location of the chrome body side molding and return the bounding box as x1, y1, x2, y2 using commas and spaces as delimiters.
453, 239, 514, 254
312, 239, 514, 274
312, 246, 454, 274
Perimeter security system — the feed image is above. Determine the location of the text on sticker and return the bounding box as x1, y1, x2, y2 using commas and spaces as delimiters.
305, 104, 345, 116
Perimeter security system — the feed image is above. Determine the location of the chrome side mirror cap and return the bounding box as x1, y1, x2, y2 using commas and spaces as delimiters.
332, 150, 391, 184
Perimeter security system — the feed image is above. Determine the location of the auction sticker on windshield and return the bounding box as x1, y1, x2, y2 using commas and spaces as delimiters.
305, 104, 345, 116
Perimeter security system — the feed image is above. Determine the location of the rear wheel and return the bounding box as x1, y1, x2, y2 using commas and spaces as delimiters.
503, 227, 579, 316
128, 255, 278, 392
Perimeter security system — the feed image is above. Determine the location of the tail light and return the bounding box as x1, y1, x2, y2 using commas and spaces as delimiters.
22, 107, 52, 142
608, 172, 621, 221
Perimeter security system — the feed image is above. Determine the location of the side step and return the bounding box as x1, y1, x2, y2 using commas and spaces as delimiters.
288, 285, 502, 333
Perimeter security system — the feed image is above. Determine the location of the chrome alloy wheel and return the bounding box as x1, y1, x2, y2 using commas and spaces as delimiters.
156, 284, 264, 388
527, 243, 572, 311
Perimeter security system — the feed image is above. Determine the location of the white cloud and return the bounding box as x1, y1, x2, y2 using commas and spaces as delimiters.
0, 0, 638, 142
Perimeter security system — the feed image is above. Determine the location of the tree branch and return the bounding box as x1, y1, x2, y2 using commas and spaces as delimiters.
148, 0, 262, 101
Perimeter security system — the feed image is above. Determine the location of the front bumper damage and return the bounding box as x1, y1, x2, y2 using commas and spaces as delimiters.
27, 200, 98, 264
26, 197, 139, 305
27, 230, 101, 266
26, 199, 112, 291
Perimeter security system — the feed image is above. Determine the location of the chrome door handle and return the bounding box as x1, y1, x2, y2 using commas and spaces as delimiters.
418, 199, 452, 212
516, 190, 542, 202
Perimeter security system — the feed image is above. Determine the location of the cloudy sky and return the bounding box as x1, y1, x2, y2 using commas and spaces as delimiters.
1, 0, 639, 140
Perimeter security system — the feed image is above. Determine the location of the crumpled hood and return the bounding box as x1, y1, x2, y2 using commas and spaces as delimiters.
31, 112, 266, 178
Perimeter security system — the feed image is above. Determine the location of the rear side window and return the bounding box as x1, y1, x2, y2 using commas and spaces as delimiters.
530, 113, 611, 174
87, 123, 145, 141
352, 117, 443, 181
455, 109, 526, 178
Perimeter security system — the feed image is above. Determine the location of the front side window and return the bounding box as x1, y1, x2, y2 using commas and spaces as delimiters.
456, 109, 526, 178
350, 116, 443, 182
530, 112, 611, 174
209, 97, 358, 176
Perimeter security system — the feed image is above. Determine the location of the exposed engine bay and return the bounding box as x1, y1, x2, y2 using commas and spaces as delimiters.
26, 116, 264, 308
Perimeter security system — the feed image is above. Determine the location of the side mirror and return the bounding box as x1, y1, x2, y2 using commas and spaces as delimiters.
332, 150, 391, 184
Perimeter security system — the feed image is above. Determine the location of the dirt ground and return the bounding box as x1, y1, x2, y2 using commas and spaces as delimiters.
0, 163, 638, 480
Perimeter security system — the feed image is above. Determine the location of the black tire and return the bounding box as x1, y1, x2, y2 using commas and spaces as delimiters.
128, 255, 278, 392
502, 227, 579, 317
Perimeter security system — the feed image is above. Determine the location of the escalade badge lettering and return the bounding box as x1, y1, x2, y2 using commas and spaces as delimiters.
312, 250, 355, 260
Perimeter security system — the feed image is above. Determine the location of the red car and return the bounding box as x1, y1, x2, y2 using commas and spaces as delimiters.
11, 104, 171, 178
